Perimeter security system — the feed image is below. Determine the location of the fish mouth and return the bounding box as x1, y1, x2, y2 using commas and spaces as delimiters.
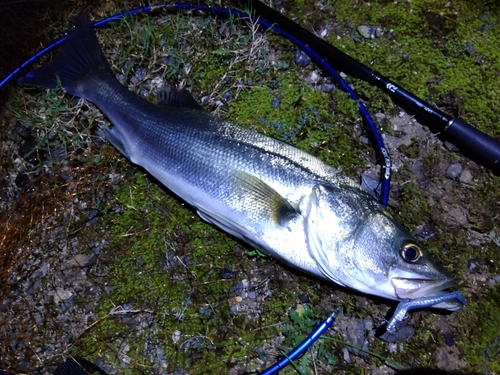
391, 273, 463, 311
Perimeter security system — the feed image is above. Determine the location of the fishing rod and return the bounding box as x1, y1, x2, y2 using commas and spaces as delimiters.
242, 0, 500, 175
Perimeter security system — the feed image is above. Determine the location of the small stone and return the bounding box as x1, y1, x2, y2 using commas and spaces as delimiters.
410, 160, 426, 182
359, 136, 369, 144
488, 275, 500, 286
223, 91, 233, 102
294, 50, 311, 67
321, 81, 336, 93
374, 112, 386, 121
66, 254, 97, 268
116, 73, 125, 85
435, 347, 451, 370
218, 24, 229, 38
134, 67, 147, 81
298, 294, 310, 303
271, 97, 281, 108
172, 330, 181, 343
387, 343, 398, 353
416, 224, 437, 240
219, 265, 233, 279
443, 331, 456, 347
306, 71, 321, 84
159, 55, 177, 66
445, 163, 462, 180
360, 173, 381, 199
342, 347, 351, 363
444, 141, 460, 153
459, 169, 472, 184
234, 280, 248, 296
466, 258, 481, 273
358, 25, 376, 39
379, 321, 415, 343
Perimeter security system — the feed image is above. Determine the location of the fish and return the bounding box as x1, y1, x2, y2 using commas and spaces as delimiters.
19, 13, 464, 312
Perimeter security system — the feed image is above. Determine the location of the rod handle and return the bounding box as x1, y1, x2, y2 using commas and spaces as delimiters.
444, 118, 500, 174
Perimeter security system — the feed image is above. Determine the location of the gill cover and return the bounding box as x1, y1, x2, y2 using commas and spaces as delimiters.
304, 184, 360, 286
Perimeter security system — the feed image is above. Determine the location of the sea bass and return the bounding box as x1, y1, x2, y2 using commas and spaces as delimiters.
19, 13, 463, 311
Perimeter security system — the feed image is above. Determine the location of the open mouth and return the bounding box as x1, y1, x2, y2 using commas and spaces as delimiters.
391, 276, 463, 311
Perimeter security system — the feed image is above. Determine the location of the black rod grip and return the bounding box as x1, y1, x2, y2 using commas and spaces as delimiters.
444, 118, 500, 174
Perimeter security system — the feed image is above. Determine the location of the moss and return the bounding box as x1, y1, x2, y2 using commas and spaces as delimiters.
457, 285, 500, 373
398, 138, 420, 159
396, 181, 430, 228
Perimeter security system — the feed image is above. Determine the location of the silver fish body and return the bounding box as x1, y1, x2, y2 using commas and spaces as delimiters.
19, 13, 463, 310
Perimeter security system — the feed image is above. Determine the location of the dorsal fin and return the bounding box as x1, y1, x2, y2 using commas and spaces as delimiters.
156, 86, 204, 110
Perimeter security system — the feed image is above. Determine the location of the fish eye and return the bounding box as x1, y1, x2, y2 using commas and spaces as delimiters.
400, 242, 423, 263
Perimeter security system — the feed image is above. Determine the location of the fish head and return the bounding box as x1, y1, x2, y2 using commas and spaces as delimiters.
305, 184, 463, 311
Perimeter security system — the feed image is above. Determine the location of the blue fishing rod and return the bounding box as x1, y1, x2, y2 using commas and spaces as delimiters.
0, 2, 391, 207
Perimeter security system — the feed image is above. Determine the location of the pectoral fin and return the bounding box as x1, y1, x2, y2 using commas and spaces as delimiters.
232, 171, 298, 226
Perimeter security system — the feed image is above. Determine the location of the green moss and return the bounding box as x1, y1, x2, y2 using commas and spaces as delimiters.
396, 181, 430, 228
457, 285, 500, 373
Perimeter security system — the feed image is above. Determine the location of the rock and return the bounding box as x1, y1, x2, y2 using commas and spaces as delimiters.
445, 163, 462, 180
223, 91, 233, 102
360, 173, 381, 199
487, 275, 500, 286
444, 141, 460, 153
342, 347, 351, 363
321, 81, 336, 93
379, 321, 415, 342
359, 136, 369, 145
294, 50, 311, 67
298, 294, 310, 303
357, 25, 385, 39
134, 67, 146, 81
466, 258, 481, 273
459, 169, 472, 184
219, 265, 233, 279
416, 224, 437, 240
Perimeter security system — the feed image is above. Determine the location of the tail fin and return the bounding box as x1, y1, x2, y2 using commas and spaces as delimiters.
18, 12, 111, 97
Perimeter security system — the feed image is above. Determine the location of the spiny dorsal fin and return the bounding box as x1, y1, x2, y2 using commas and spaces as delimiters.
232, 171, 298, 226
156, 86, 204, 110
